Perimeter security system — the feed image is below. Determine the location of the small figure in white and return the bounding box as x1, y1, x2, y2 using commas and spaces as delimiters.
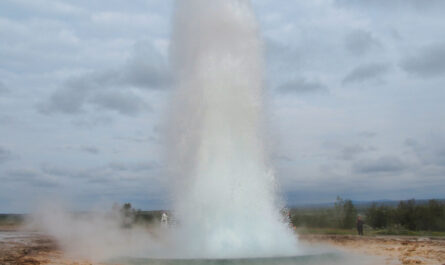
161, 212, 169, 227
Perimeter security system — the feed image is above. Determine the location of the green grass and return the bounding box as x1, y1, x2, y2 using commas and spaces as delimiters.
296, 227, 445, 237
296, 227, 356, 235
370, 229, 445, 237
0, 214, 24, 226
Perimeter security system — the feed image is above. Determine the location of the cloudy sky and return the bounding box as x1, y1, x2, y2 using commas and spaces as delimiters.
1, 0, 445, 212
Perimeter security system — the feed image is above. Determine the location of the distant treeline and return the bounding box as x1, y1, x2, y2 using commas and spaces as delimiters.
113, 203, 165, 227
290, 197, 445, 232
0, 214, 24, 226
2, 199, 444, 233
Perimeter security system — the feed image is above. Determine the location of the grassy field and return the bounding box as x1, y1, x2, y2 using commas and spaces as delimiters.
296, 227, 445, 237
0, 214, 24, 226
1, 209, 445, 238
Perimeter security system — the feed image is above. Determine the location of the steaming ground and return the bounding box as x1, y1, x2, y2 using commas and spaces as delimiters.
29, 204, 169, 261
1, 223, 389, 265
12, 223, 445, 264
29, 204, 297, 261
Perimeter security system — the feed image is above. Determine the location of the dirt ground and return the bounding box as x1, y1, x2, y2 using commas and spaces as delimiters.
1, 227, 445, 265
300, 234, 445, 265
0, 227, 94, 265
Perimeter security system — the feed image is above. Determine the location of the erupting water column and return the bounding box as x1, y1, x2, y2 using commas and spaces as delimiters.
167, 0, 298, 258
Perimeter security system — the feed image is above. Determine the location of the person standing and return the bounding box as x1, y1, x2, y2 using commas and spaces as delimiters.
356, 215, 364, 236
161, 212, 169, 228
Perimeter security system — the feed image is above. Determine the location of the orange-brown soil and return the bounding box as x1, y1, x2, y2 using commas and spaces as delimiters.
1, 228, 445, 265
300, 234, 445, 265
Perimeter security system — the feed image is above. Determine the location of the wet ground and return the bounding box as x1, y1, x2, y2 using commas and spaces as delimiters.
0, 229, 56, 265
301, 234, 445, 265
1, 228, 444, 265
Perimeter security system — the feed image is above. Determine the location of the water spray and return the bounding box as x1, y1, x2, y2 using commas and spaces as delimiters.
167, 0, 298, 258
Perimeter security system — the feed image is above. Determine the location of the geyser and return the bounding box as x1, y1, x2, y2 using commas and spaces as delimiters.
30, 0, 303, 262
167, 0, 298, 258
27, 1, 380, 264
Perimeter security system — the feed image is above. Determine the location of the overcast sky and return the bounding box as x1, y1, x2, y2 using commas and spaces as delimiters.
1, 0, 445, 212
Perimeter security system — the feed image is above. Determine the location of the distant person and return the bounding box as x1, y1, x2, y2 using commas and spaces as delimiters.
161, 212, 169, 227
287, 211, 296, 231
356, 216, 364, 236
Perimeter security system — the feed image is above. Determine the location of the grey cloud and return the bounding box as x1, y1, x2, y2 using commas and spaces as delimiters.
80, 146, 99, 154
7, 0, 85, 16
401, 44, 445, 78
0, 115, 15, 125
265, 38, 304, 82
335, 0, 445, 11
40, 164, 74, 177
0, 146, 13, 163
88, 161, 161, 184
36, 71, 119, 114
123, 40, 172, 89
37, 41, 170, 116
38, 81, 150, 116
266, 39, 302, 67
405, 137, 445, 167
4, 169, 59, 187
72, 169, 112, 184
323, 142, 375, 161
404, 138, 418, 147
41, 164, 115, 185
339, 144, 366, 160
37, 70, 126, 115
108, 161, 159, 172
38, 86, 89, 114
343, 63, 390, 84
278, 78, 327, 94
271, 154, 293, 162
71, 116, 114, 128
114, 135, 157, 143
357, 131, 377, 138
390, 29, 402, 41
41, 161, 159, 182
353, 156, 406, 174
0, 81, 9, 95
90, 90, 150, 116
40, 165, 116, 185
345, 29, 381, 56
124, 60, 171, 89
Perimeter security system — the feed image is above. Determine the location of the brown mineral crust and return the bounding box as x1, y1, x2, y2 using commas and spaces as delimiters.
300, 234, 445, 265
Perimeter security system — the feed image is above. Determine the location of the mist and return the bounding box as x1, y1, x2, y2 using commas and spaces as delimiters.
27, 202, 170, 261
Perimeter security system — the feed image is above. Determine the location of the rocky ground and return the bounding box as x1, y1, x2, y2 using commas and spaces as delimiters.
1, 227, 445, 265
0, 229, 56, 265
300, 234, 445, 265
0, 227, 95, 265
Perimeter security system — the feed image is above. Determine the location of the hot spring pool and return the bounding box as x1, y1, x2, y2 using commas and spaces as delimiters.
107, 253, 366, 265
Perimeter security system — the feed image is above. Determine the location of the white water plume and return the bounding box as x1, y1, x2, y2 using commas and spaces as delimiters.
167, 0, 299, 258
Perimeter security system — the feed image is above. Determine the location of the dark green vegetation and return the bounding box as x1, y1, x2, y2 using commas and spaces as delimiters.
290, 197, 445, 236
1, 199, 444, 237
112, 203, 166, 227
289, 197, 358, 230
0, 214, 24, 226
0, 204, 165, 228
